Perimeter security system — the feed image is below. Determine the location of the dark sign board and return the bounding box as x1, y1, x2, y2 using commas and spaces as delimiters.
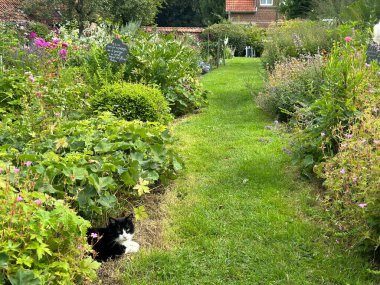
106, 39, 129, 63
366, 43, 380, 64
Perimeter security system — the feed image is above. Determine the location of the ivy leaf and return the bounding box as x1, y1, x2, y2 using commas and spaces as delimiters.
134, 205, 149, 221
9, 269, 40, 285
133, 178, 150, 196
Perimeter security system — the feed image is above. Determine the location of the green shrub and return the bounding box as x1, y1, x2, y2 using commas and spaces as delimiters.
90, 82, 171, 124
0, 112, 183, 219
314, 109, 380, 258
262, 20, 338, 70
0, 179, 99, 284
124, 32, 200, 90
255, 55, 324, 121
202, 23, 265, 57
164, 77, 208, 117
291, 41, 380, 171
28, 22, 51, 39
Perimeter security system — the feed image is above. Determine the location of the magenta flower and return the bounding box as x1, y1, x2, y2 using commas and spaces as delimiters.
16, 196, 23, 202
344, 36, 352, 42
62, 42, 69, 47
358, 203, 367, 208
35, 37, 48, 48
340, 169, 346, 174
34, 199, 42, 206
30, 32, 37, 39
90, 233, 98, 238
58, 49, 67, 56
13, 168, 20, 173
52, 39, 60, 44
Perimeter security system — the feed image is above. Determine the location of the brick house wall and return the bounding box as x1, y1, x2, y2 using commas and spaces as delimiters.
227, 0, 282, 27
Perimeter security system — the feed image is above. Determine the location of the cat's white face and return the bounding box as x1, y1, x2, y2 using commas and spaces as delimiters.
115, 229, 134, 244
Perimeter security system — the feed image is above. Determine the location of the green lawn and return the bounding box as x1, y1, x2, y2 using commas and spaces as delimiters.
124, 58, 376, 284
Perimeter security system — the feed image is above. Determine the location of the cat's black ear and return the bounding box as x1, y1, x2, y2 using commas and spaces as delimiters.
109, 217, 117, 225
126, 213, 134, 220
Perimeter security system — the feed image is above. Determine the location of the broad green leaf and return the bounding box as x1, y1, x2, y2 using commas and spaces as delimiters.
94, 141, 114, 153
134, 205, 149, 221
133, 178, 150, 196
0, 252, 8, 269
9, 269, 40, 285
120, 171, 135, 186
98, 193, 117, 208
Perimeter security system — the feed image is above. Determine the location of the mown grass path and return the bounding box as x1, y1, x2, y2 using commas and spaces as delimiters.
125, 58, 375, 284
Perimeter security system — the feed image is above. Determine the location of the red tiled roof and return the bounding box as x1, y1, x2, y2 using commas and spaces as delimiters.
0, 0, 28, 22
226, 0, 257, 12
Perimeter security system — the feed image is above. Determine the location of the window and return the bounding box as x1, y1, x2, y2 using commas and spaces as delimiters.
260, 0, 273, 6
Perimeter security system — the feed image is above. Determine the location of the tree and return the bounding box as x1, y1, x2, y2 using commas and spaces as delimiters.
103, 0, 163, 26
279, 0, 314, 19
157, 0, 225, 27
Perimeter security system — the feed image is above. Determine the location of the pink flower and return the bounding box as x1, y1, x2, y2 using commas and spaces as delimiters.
345, 134, 353, 139
321, 132, 326, 137
359, 139, 366, 144
340, 169, 346, 174
62, 42, 69, 47
374, 140, 380, 144
90, 233, 98, 238
358, 203, 367, 208
353, 177, 358, 182
24, 161, 32, 167
34, 199, 42, 205
78, 245, 84, 250
0, 168, 3, 173
36, 91, 43, 98
30, 32, 37, 39
28, 74, 35, 83
16, 196, 23, 202
13, 168, 20, 173
344, 36, 353, 42
54, 112, 61, 117
58, 49, 67, 56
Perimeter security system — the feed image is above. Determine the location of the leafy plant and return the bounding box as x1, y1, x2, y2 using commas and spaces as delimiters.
0, 112, 182, 219
90, 82, 172, 124
0, 177, 100, 284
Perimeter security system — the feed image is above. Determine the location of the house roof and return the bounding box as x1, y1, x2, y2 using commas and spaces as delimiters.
226, 0, 257, 12
0, 0, 28, 22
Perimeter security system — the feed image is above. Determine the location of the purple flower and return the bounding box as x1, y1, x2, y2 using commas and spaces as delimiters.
358, 203, 367, 208
35, 37, 48, 48
344, 36, 353, 42
321, 132, 326, 137
58, 49, 67, 56
359, 139, 367, 144
90, 233, 98, 239
24, 161, 32, 167
16, 196, 23, 202
340, 169, 346, 174
52, 38, 60, 44
34, 199, 42, 206
13, 168, 20, 173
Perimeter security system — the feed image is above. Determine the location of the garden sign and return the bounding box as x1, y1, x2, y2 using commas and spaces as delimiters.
366, 43, 380, 64
106, 39, 129, 63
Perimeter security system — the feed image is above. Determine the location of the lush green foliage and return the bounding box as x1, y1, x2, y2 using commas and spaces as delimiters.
255, 55, 324, 121
90, 83, 171, 123
0, 113, 182, 219
202, 23, 265, 57
165, 77, 208, 116
279, 0, 314, 19
261, 20, 338, 70
0, 178, 99, 284
315, 110, 380, 258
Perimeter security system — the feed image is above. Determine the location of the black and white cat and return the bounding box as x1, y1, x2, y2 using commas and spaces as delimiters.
87, 214, 140, 261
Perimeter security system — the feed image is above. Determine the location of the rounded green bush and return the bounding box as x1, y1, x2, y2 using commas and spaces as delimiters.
90, 83, 172, 124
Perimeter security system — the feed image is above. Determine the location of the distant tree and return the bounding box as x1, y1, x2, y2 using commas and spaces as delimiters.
157, 0, 225, 27
340, 0, 380, 23
310, 0, 354, 20
279, 0, 314, 19
103, 0, 163, 26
